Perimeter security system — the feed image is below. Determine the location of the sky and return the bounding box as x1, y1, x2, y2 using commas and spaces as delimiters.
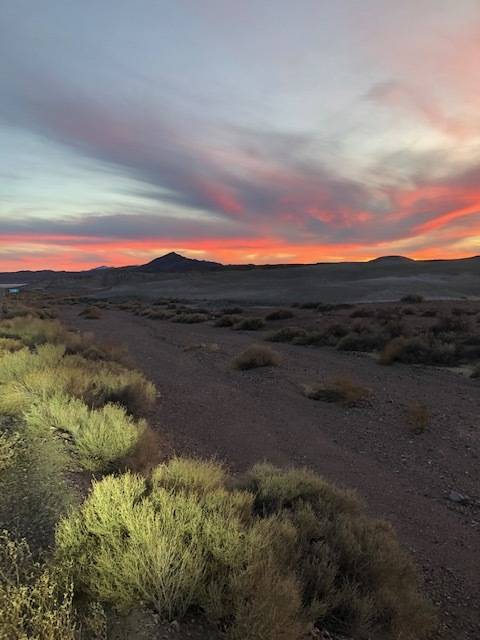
1, 0, 479, 271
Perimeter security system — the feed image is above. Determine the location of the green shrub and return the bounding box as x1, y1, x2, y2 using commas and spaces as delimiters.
266, 326, 307, 343
0, 337, 24, 352
232, 345, 281, 370
233, 318, 266, 331
0, 317, 71, 347
55, 470, 304, 638
152, 457, 226, 495
0, 345, 155, 417
0, 532, 76, 640
265, 309, 294, 321
24, 395, 143, 471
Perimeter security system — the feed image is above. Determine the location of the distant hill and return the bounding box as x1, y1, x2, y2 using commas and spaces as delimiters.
137, 252, 222, 273
368, 255, 414, 264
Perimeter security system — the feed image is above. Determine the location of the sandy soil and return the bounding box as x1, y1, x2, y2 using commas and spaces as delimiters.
61, 306, 480, 640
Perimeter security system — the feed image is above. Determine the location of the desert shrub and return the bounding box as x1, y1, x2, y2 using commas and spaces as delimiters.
0, 532, 77, 640
152, 457, 226, 495
214, 314, 242, 327
337, 331, 386, 352
233, 317, 266, 331
0, 317, 71, 347
431, 315, 469, 336
242, 464, 434, 639
406, 402, 430, 434
266, 326, 307, 343
421, 309, 437, 318
350, 307, 375, 318
0, 337, 24, 352
401, 294, 424, 304
291, 330, 327, 346
265, 309, 294, 321
232, 345, 281, 370
55, 470, 304, 638
24, 395, 143, 471
471, 364, 480, 378
401, 307, 415, 316
145, 308, 175, 320
222, 306, 243, 315
379, 336, 458, 366
299, 302, 320, 309
78, 364, 157, 415
316, 303, 337, 312
381, 319, 406, 338
174, 313, 209, 324
0, 343, 155, 418
302, 377, 371, 406
0, 419, 73, 549
79, 306, 102, 320
323, 323, 350, 340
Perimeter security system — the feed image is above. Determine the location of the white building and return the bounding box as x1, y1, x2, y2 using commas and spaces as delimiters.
0, 283, 27, 301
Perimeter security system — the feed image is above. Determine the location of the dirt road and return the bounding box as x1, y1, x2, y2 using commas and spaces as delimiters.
62, 308, 480, 639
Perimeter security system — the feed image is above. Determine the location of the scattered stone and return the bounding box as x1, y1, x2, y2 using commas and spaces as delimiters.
448, 491, 472, 505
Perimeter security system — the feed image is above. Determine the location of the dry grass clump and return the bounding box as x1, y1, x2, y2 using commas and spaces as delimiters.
0, 532, 76, 640
214, 314, 242, 327
265, 309, 294, 321
233, 317, 266, 331
406, 402, 430, 434
173, 312, 209, 324
350, 307, 375, 318
266, 326, 307, 343
232, 345, 281, 370
143, 308, 175, 320
401, 294, 425, 304
302, 377, 371, 406
79, 306, 102, 319
337, 331, 385, 352
222, 306, 243, 315
379, 336, 457, 366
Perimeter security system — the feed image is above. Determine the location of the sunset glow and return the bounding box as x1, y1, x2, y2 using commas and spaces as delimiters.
1, 1, 479, 270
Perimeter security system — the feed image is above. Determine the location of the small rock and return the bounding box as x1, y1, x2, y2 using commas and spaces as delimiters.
448, 490, 471, 505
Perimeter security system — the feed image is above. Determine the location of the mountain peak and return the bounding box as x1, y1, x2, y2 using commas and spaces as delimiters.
138, 251, 222, 273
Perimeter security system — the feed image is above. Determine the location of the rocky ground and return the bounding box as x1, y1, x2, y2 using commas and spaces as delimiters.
60, 302, 480, 640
